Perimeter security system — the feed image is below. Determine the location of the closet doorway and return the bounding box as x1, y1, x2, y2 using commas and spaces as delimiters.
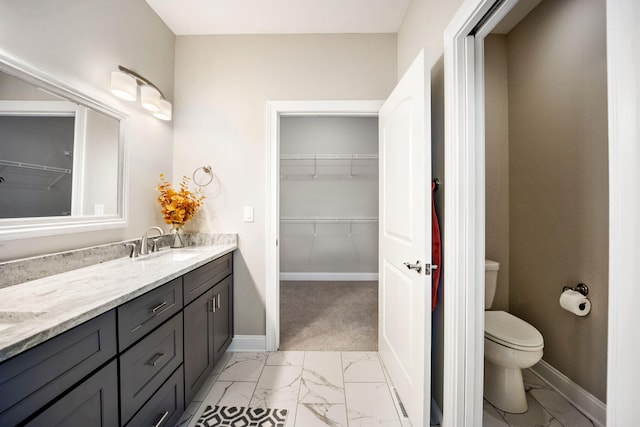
279, 115, 379, 350
265, 101, 383, 352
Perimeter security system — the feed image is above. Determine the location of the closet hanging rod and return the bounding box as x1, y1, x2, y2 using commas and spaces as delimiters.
280, 217, 379, 223
0, 159, 71, 174
280, 154, 379, 161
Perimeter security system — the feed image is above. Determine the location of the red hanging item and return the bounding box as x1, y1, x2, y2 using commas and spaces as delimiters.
431, 181, 441, 312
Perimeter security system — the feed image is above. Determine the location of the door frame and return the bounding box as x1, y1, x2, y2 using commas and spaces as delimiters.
443, 0, 640, 425
265, 100, 384, 351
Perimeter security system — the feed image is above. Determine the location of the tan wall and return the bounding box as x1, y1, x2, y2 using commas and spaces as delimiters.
397, 0, 464, 79
173, 34, 397, 335
0, 0, 175, 261
397, 0, 465, 412
484, 35, 510, 311
507, 0, 608, 401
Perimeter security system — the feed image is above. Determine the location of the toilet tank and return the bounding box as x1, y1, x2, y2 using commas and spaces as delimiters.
485, 259, 500, 309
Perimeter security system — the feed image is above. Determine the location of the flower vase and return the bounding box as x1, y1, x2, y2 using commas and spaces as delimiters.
170, 222, 185, 248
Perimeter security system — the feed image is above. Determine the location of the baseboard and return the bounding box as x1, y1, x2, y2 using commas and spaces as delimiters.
280, 272, 379, 281
530, 360, 606, 427
228, 335, 266, 352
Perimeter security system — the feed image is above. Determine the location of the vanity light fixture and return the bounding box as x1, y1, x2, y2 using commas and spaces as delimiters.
140, 85, 161, 112
110, 65, 172, 121
110, 70, 137, 101
153, 99, 172, 121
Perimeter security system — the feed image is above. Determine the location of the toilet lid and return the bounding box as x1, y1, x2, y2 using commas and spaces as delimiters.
485, 311, 544, 350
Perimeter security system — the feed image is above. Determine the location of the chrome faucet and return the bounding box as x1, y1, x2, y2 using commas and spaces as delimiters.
140, 226, 165, 255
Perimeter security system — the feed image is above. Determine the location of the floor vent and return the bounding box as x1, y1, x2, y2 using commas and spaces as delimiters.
393, 388, 409, 418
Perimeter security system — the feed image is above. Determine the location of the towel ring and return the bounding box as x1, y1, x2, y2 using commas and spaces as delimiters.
193, 165, 214, 187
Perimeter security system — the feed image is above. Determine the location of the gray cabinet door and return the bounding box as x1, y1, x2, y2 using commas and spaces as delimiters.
213, 275, 233, 365
183, 288, 215, 404
0, 310, 117, 426
25, 360, 118, 427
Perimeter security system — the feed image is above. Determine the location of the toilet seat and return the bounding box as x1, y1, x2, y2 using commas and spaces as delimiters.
485, 311, 544, 351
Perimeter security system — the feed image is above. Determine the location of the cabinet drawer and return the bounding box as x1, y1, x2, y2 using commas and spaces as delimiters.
25, 360, 118, 427
120, 312, 183, 425
125, 365, 184, 427
0, 310, 117, 426
118, 277, 183, 351
183, 253, 232, 304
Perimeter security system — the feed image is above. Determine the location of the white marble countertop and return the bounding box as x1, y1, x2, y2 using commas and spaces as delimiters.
0, 244, 236, 362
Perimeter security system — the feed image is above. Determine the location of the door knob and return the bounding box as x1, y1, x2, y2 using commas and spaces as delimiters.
403, 260, 422, 274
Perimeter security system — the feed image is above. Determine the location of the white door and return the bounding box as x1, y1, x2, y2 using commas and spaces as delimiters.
379, 50, 431, 426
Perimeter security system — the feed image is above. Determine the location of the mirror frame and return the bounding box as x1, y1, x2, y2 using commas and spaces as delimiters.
0, 49, 128, 240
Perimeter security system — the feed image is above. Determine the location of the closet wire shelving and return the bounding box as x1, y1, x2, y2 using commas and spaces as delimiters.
0, 159, 71, 189
280, 154, 379, 180
280, 153, 380, 231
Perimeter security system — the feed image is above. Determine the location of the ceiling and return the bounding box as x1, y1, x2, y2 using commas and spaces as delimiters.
145, 0, 413, 35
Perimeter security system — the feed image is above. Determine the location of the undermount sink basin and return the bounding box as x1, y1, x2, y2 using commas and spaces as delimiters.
0, 311, 46, 332
169, 252, 199, 262
132, 249, 199, 263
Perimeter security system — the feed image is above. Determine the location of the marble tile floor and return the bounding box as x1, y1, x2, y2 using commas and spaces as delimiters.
176, 351, 413, 427
482, 369, 596, 427
175, 351, 595, 427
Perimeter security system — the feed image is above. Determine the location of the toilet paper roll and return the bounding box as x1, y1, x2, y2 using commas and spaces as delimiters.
559, 289, 591, 316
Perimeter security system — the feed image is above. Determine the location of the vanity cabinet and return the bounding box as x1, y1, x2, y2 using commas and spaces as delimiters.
119, 312, 183, 425
25, 360, 119, 427
0, 251, 234, 426
117, 277, 183, 352
212, 275, 233, 365
126, 365, 185, 427
184, 254, 233, 403
183, 253, 233, 304
0, 310, 117, 426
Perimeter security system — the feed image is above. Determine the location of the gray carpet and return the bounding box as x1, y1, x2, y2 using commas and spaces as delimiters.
279, 281, 378, 351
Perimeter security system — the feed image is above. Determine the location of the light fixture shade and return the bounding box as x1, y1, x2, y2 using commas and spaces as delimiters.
110, 71, 137, 101
140, 85, 161, 112
153, 99, 172, 121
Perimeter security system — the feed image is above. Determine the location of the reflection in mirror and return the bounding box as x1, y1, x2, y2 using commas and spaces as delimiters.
0, 53, 126, 238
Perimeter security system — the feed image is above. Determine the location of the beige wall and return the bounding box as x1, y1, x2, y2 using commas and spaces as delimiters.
173, 34, 397, 335
397, 0, 465, 413
507, 0, 608, 401
484, 35, 510, 311
0, 0, 175, 261
397, 0, 464, 79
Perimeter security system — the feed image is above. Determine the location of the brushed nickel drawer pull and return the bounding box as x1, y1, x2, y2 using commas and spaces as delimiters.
153, 410, 169, 427
151, 301, 168, 314
211, 297, 216, 313
216, 294, 221, 309
147, 352, 166, 367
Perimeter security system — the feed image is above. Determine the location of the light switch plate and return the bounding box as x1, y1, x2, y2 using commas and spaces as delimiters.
243, 206, 254, 222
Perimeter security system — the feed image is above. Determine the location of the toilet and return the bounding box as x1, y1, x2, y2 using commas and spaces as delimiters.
484, 260, 544, 413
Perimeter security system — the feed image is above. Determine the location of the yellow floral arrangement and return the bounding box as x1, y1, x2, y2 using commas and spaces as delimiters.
156, 174, 205, 225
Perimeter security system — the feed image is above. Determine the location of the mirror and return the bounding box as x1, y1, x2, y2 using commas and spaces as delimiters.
0, 52, 127, 239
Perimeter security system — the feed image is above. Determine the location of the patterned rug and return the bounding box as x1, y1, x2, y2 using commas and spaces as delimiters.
195, 406, 288, 427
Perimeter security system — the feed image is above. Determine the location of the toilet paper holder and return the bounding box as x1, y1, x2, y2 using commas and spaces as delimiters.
562, 282, 589, 296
